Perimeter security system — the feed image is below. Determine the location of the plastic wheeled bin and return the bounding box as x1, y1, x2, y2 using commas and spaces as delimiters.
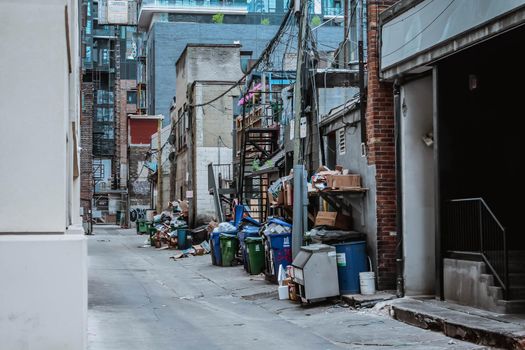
210, 230, 236, 266
220, 233, 239, 267
333, 241, 367, 294
177, 226, 190, 250
137, 220, 148, 234
238, 226, 260, 273
246, 237, 264, 275
266, 232, 292, 276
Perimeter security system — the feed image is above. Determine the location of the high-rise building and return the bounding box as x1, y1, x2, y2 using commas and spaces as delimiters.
80, 0, 139, 227
136, 0, 346, 127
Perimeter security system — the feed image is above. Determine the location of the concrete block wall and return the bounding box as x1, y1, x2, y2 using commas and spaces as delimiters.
366, 0, 398, 290
195, 147, 232, 218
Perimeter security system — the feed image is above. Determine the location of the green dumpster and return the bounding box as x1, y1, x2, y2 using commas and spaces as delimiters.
246, 237, 264, 275
219, 233, 239, 267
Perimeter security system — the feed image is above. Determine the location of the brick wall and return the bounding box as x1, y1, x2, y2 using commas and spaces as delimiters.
80, 82, 94, 220
366, 0, 397, 290
117, 79, 136, 189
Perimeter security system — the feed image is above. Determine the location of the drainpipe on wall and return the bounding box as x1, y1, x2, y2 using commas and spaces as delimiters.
394, 81, 405, 298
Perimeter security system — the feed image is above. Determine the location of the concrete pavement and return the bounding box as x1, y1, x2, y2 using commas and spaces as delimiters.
88, 226, 487, 349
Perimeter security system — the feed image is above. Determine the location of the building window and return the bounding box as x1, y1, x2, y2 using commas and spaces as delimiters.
126, 91, 137, 105
85, 46, 92, 62
96, 90, 114, 104
95, 107, 114, 121
338, 128, 346, 155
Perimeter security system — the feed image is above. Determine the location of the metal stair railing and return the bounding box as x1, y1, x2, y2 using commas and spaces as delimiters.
444, 198, 509, 299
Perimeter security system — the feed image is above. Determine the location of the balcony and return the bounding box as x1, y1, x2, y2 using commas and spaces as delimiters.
138, 0, 248, 29
92, 27, 117, 38
323, 6, 343, 19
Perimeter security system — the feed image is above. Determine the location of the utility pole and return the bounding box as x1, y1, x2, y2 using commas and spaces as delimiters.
156, 118, 163, 212
343, 0, 349, 68
292, 0, 309, 258
359, 0, 366, 144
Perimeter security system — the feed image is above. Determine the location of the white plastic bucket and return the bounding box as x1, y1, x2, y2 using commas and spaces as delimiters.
359, 272, 376, 295
278, 285, 289, 300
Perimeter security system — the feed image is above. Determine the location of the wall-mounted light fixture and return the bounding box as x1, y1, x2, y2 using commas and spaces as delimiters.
469, 74, 479, 91
422, 131, 433, 147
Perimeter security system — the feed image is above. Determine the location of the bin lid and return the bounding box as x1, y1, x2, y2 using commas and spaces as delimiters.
241, 216, 261, 227
242, 226, 260, 233
309, 228, 365, 244
245, 237, 262, 242
267, 217, 292, 228
219, 233, 238, 239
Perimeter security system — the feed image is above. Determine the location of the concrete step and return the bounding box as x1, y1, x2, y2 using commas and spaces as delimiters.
479, 273, 494, 285
386, 298, 525, 349
487, 285, 503, 300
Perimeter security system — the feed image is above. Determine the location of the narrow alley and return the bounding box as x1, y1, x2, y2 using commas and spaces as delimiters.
88, 226, 482, 350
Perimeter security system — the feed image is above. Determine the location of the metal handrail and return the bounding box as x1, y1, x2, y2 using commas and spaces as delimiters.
446, 198, 508, 299
450, 197, 505, 232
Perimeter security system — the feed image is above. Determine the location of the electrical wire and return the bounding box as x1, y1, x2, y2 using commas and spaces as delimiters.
190, 6, 295, 108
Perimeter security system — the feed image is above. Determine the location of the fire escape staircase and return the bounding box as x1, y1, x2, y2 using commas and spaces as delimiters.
238, 127, 279, 222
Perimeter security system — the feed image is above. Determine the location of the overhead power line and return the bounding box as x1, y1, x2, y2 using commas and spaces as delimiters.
189, 6, 294, 108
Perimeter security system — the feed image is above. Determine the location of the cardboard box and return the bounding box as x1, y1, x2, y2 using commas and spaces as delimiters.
270, 190, 284, 205
284, 182, 293, 206
314, 211, 352, 230
327, 174, 361, 189
192, 245, 205, 256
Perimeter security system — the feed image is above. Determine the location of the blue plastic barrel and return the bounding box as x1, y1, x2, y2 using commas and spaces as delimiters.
334, 241, 367, 294
266, 232, 292, 276
177, 228, 189, 250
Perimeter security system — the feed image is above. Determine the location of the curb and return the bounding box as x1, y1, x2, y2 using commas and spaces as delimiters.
389, 302, 525, 349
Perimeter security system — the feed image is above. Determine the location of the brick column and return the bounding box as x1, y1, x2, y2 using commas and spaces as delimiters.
80, 82, 94, 221
366, 0, 397, 290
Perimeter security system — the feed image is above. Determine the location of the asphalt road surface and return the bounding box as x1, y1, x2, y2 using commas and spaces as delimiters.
88, 226, 484, 350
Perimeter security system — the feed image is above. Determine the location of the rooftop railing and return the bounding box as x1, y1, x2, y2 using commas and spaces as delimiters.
140, 0, 248, 11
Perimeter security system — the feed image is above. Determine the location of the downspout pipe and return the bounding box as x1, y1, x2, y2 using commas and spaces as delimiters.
394, 81, 404, 298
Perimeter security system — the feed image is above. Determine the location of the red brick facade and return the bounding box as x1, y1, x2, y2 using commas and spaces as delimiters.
366, 0, 397, 290
80, 82, 94, 221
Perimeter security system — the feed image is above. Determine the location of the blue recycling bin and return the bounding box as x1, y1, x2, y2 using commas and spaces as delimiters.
238, 226, 260, 272
210, 230, 237, 266
266, 232, 292, 276
334, 241, 367, 294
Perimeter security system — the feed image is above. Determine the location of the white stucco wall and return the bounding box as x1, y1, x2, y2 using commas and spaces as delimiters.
401, 75, 435, 295
0, 0, 78, 232
0, 1, 87, 348
0, 235, 87, 350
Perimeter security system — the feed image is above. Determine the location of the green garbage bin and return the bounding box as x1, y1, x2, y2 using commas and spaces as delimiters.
220, 233, 239, 267
137, 220, 148, 234
246, 237, 264, 275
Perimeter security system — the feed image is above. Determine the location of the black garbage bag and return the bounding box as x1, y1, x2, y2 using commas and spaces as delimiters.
308, 227, 365, 244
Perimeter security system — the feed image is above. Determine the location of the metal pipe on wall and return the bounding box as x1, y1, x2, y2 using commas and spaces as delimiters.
394, 81, 404, 297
